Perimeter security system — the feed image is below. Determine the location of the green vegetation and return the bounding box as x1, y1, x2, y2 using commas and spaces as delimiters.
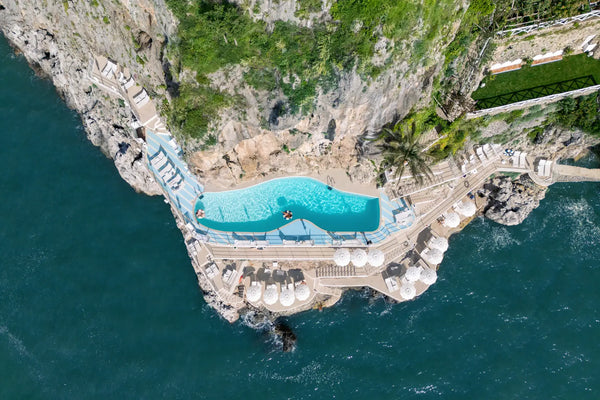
437, 0, 591, 99
376, 119, 433, 185
165, 0, 461, 138
103, 16, 110, 24
295, 0, 322, 19
472, 54, 600, 101
550, 93, 600, 136
170, 85, 233, 139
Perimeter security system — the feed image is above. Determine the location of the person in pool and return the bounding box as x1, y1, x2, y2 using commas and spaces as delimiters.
282, 210, 293, 220
196, 209, 205, 219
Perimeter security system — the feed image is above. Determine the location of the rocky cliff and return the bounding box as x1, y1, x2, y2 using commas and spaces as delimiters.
481, 175, 547, 226
0, 0, 177, 195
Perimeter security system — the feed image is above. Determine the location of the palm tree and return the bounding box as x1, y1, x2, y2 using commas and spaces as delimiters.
377, 121, 433, 186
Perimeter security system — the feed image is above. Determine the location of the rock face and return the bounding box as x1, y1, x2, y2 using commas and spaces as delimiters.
482, 175, 547, 226
0, 0, 174, 195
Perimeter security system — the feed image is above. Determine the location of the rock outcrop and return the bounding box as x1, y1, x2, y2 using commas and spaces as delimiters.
0, 0, 174, 195
481, 175, 547, 226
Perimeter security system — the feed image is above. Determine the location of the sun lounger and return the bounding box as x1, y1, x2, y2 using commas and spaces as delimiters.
133, 89, 148, 104
476, 147, 487, 162
482, 144, 495, 159
537, 160, 545, 175
123, 76, 135, 90
384, 277, 399, 292
234, 240, 255, 247
543, 160, 552, 177
205, 263, 219, 279
151, 154, 168, 170
101, 60, 117, 78
582, 34, 596, 50
512, 151, 521, 167
519, 152, 527, 168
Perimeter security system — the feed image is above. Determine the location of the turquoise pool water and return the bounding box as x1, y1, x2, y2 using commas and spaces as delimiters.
195, 177, 380, 232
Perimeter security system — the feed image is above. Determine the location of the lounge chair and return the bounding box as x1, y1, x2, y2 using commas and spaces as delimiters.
476, 147, 487, 162
384, 277, 399, 292
123, 77, 135, 90
205, 263, 219, 279
512, 151, 521, 167
537, 160, 545, 175
519, 152, 527, 168
543, 160, 552, 177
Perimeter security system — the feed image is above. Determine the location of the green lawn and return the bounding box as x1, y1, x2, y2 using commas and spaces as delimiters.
472, 54, 600, 101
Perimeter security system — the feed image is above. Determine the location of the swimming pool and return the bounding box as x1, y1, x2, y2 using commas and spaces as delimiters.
195, 177, 380, 233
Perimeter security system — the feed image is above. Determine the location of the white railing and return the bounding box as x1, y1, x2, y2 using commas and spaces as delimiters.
497, 10, 600, 37
466, 84, 600, 119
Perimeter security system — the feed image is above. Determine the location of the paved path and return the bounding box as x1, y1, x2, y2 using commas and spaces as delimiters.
554, 164, 600, 181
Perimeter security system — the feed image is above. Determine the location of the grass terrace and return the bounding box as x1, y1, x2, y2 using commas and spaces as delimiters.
472, 54, 600, 109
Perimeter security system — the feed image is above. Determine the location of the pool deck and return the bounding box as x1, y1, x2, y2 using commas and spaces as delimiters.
204, 167, 380, 197
89, 54, 600, 320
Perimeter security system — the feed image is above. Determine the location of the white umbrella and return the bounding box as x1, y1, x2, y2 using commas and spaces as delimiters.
404, 265, 422, 282
443, 212, 460, 228
351, 249, 368, 267
422, 248, 444, 265
367, 249, 385, 267
263, 285, 279, 305
246, 283, 262, 302
333, 248, 351, 266
400, 283, 416, 300
295, 284, 311, 301
427, 236, 449, 253
420, 268, 438, 285
455, 200, 476, 217
279, 288, 295, 307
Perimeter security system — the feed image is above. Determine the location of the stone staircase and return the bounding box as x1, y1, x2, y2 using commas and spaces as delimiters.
316, 265, 357, 278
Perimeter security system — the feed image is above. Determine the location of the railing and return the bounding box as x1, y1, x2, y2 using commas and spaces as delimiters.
496, 9, 600, 37
466, 84, 600, 119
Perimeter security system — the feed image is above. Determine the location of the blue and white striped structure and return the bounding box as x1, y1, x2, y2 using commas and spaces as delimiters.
146, 130, 416, 246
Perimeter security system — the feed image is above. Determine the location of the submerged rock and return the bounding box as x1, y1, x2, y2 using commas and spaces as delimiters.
481, 175, 547, 226
273, 321, 297, 352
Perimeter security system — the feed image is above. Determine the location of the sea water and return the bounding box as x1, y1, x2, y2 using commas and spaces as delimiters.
1, 35, 599, 399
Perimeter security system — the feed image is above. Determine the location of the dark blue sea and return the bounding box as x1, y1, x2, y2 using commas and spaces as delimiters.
1, 35, 599, 399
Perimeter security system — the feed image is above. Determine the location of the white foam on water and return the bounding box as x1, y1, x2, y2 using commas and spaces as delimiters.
258, 360, 342, 386
556, 198, 600, 253
488, 226, 521, 251
407, 384, 441, 395
0, 324, 45, 382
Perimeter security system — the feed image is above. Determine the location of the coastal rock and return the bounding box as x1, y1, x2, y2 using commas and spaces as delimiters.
0, 0, 170, 196
482, 175, 547, 226
273, 321, 297, 352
